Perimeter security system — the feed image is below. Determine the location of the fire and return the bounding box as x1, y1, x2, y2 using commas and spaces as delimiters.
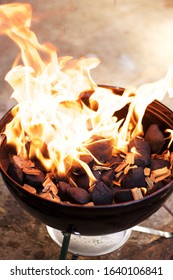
1, 3, 173, 187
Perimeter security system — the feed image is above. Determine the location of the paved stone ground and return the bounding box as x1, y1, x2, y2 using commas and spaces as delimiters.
0, 0, 173, 260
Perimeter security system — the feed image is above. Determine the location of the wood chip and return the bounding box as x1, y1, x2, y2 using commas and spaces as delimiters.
13, 155, 35, 169
114, 170, 123, 179
39, 192, 53, 199
83, 202, 94, 206
52, 195, 61, 203
150, 166, 171, 183
22, 167, 42, 175
39, 192, 61, 202
126, 152, 135, 165
42, 177, 58, 195
114, 161, 128, 172
163, 150, 170, 161
131, 187, 143, 200
124, 164, 138, 175
151, 166, 169, 177
45, 173, 54, 179
123, 164, 130, 175
154, 170, 171, 183
145, 177, 154, 190
114, 152, 135, 173
141, 187, 147, 195
112, 180, 121, 187
92, 165, 111, 171
23, 184, 37, 194
144, 167, 151, 176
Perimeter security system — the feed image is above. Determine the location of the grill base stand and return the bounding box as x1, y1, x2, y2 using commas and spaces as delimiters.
46, 226, 132, 259
47, 225, 173, 259
46, 205, 173, 260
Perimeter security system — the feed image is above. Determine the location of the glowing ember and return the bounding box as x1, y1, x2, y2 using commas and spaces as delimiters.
1, 2, 173, 191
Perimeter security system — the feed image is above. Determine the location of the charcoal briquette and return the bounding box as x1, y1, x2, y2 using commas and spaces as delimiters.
121, 167, 147, 189
66, 187, 91, 204
24, 169, 45, 188
109, 154, 124, 168
147, 181, 164, 194
129, 137, 151, 167
92, 181, 114, 205
144, 124, 165, 153
7, 162, 24, 185
85, 136, 113, 162
101, 169, 115, 187
154, 178, 172, 193
58, 181, 73, 201
72, 173, 89, 190
79, 154, 94, 167
93, 170, 101, 181
150, 159, 170, 170
114, 189, 133, 203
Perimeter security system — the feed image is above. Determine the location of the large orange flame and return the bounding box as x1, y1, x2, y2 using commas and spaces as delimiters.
1, 3, 173, 186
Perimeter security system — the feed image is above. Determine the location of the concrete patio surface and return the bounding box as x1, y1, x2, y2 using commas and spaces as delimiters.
0, 0, 173, 260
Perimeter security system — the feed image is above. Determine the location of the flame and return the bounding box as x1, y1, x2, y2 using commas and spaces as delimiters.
1, 3, 173, 186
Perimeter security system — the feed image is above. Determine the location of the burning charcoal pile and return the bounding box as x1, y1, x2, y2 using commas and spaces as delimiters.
1, 3, 173, 208
6, 123, 173, 206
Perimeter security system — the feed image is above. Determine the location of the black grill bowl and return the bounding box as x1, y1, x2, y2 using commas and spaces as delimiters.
1, 86, 173, 235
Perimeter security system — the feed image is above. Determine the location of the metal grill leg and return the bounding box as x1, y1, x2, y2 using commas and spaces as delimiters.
59, 232, 71, 260
132, 225, 173, 238
132, 204, 173, 238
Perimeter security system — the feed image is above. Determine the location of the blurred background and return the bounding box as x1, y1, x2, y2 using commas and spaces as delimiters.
0, 0, 173, 259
